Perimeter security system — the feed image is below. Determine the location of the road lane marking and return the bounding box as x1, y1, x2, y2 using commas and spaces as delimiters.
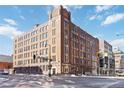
102, 81, 120, 88
64, 80, 75, 84
62, 85, 68, 88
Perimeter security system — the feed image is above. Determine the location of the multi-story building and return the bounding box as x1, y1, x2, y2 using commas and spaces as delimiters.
113, 48, 124, 74
0, 55, 13, 73
98, 39, 115, 76
13, 6, 99, 75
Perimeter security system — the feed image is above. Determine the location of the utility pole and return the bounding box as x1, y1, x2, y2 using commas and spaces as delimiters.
45, 44, 52, 77
48, 44, 52, 77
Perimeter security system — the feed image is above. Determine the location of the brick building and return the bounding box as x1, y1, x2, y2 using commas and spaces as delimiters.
13, 6, 99, 75
0, 55, 13, 71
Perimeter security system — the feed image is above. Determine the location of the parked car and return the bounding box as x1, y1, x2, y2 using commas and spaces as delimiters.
0, 69, 9, 75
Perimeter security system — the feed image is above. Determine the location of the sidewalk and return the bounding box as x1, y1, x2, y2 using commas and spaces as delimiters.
60, 74, 124, 80
82, 75, 124, 80
12, 74, 124, 80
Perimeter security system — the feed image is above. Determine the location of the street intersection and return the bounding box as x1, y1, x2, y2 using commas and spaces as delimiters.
0, 74, 124, 88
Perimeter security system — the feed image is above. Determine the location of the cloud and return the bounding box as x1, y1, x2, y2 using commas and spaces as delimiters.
53, 5, 83, 11
30, 9, 35, 14
3, 18, 17, 26
101, 13, 124, 25
93, 32, 104, 39
0, 24, 23, 39
71, 5, 83, 10
89, 15, 97, 20
13, 6, 21, 14
110, 38, 124, 48
13, 6, 18, 9
89, 14, 102, 21
53, 5, 69, 10
20, 15, 25, 20
96, 5, 113, 13
89, 5, 113, 21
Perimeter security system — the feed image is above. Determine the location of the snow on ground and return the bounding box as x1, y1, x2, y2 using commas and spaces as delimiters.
0, 74, 124, 88
70, 75, 78, 77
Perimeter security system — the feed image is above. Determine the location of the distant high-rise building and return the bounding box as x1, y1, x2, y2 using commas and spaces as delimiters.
113, 47, 124, 74
98, 39, 114, 76
13, 6, 99, 75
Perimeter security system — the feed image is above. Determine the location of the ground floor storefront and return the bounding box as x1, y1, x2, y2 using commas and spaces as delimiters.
97, 67, 115, 76
14, 66, 43, 74
14, 64, 98, 75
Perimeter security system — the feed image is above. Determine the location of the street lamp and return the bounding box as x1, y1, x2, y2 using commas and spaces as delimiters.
45, 44, 52, 77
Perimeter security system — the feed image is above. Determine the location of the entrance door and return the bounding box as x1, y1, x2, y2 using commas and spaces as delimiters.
52, 68, 56, 75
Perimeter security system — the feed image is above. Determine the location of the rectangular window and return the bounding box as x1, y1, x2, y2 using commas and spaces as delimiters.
15, 56, 16, 59
40, 42, 42, 48
15, 39, 17, 43
64, 38, 68, 45
31, 37, 35, 42
42, 27, 44, 32
44, 33, 48, 39
46, 48, 48, 54
40, 28, 42, 32
43, 65, 45, 71
31, 36, 38, 42
52, 29, 56, 36
64, 20, 68, 28
40, 41, 47, 47
65, 55, 69, 63
42, 33, 48, 39
15, 50, 17, 54
42, 33, 44, 39
65, 47, 69, 54
52, 46, 56, 53
40, 58, 42, 63
52, 55, 56, 61
52, 38, 56, 44
36, 36, 38, 41
46, 65, 48, 71
15, 45, 17, 48
52, 20, 56, 27
42, 40, 47, 47
41, 49, 45, 55
45, 25, 48, 30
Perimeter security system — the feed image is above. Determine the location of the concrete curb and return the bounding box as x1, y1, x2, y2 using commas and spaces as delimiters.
82, 76, 124, 80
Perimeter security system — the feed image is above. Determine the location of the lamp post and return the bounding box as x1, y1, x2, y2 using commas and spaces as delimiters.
45, 44, 52, 77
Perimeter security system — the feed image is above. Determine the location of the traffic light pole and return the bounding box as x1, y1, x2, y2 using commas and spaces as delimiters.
33, 44, 52, 77
48, 44, 52, 77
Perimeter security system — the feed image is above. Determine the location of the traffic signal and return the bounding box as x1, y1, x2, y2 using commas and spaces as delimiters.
99, 57, 104, 67
50, 59, 52, 61
33, 54, 36, 60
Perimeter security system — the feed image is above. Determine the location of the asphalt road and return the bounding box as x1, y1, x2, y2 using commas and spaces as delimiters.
0, 74, 124, 88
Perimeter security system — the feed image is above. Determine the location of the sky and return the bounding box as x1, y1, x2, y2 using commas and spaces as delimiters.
0, 5, 124, 55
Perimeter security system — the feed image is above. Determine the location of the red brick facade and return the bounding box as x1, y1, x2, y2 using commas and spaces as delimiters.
0, 62, 13, 70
